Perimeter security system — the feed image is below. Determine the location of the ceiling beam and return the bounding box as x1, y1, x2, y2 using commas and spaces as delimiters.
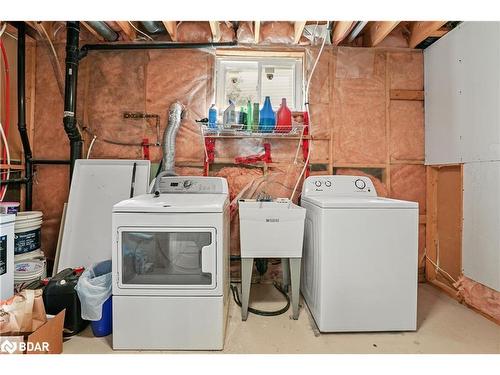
408, 21, 448, 48
254, 21, 260, 43
209, 21, 221, 42
115, 21, 136, 41
363, 21, 400, 47
429, 28, 449, 38
331, 21, 355, 45
294, 21, 307, 44
162, 21, 177, 41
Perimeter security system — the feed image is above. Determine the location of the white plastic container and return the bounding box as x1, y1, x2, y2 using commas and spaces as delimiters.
238, 199, 306, 258
14, 259, 46, 286
0, 214, 15, 300
14, 211, 43, 256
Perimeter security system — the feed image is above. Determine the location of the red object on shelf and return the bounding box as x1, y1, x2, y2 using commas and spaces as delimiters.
235, 143, 272, 165
276, 98, 292, 133
142, 138, 150, 160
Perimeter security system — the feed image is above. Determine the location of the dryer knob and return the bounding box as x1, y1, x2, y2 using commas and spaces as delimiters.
354, 179, 366, 190
315, 180, 322, 187
183, 180, 193, 189
325, 181, 331, 187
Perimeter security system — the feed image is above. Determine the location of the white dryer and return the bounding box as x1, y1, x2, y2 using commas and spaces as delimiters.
301, 175, 418, 332
112, 176, 230, 350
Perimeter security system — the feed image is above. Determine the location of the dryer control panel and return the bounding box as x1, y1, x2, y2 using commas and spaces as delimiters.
302, 175, 377, 197
154, 176, 229, 194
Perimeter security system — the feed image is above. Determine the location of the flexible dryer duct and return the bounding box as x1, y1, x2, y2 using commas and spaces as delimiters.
162, 101, 184, 176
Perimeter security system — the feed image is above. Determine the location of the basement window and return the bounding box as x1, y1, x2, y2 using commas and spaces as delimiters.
215, 56, 304, 112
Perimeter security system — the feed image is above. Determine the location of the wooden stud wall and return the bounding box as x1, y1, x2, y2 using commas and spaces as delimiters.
425, 164, 463, 295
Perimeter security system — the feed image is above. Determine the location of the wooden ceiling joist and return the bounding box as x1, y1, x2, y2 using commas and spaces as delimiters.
331, 21, 355, 45
209, 21, 221, 42
115, 21, 136, 41
254, 21, 260, 44
294, 21, 307, 44
408, 21, 448, 48
363, 21, 400, 47
162, 21, 177, 41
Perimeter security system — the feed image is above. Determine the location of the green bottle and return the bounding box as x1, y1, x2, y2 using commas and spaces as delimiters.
246, 101, 253, 131
252, 103, 260, 131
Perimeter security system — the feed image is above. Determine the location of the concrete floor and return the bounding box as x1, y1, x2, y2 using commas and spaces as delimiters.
63, 283, 500, 354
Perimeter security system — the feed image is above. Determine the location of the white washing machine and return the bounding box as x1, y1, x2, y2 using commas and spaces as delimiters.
111, 176, 230, 350
301, 175, 418, 332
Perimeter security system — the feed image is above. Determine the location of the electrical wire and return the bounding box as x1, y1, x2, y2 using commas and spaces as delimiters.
425, 254, 458, 285
34, 22, 64, 97
290, 22, 329, 201
0, 36, 11, 201
86, 135, 97, 159
0, 22, 7, 39
0, 120, 11, 201
127, 21, 153, 41
230, 282, 290, 317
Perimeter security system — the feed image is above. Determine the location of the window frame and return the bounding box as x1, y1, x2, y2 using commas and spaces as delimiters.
215, 55, 304, 112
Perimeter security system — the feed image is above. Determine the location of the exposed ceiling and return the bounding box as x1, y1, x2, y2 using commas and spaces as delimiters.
24, 21, 458, 49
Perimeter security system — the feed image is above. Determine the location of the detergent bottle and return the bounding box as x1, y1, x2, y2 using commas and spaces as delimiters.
252, 103, 260, 131
276, 98, 292, 133
259, 96, 275, 133
208, 104, 218, 129
223, 100, 236, 128
246, 100, 253, 131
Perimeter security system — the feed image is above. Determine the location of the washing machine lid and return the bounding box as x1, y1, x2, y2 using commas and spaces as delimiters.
302, 196, 418, 209
113, 193, 228, 213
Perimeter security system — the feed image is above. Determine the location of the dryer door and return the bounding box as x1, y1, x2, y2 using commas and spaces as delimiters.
117, 227, 217, 291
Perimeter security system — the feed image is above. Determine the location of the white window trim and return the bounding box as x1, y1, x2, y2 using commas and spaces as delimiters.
215, 56, 304, 112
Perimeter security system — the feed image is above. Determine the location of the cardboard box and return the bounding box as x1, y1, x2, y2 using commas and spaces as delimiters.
0, 310, 65, 354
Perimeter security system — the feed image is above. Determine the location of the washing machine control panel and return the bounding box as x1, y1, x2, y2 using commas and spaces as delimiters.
156, 176, 229, 194
302, 175, 377, 197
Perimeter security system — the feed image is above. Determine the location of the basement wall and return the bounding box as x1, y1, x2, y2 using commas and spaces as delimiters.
30, 42, 425, 279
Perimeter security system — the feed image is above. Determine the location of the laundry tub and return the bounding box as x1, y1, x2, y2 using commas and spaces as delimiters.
238, 198, 306, 320
238, 199, 306, 259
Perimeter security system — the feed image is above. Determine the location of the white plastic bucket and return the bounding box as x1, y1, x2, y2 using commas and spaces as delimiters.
14, 259, 46, 285
14, 211, 43, 255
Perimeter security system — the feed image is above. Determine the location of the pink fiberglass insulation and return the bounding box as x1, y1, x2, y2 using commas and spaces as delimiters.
176, 22, 212, 43
454, 276, 500, 323
259, 22, 295, 44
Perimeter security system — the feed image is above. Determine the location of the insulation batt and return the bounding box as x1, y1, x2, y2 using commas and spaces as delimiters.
260, 22, 295, 44
454, 276, 500, 323
236, 22, 254, 44
176, 22, 212, 43
219, 22, 236, 42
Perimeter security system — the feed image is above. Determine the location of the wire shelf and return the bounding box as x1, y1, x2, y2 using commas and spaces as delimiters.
199, 123, 306, 139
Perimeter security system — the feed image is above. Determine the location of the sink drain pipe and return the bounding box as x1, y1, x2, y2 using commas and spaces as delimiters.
63, 21, 83, 181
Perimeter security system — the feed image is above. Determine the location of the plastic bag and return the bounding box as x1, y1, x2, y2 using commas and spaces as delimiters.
75, 260, 112, 321
0, 289, 47, 334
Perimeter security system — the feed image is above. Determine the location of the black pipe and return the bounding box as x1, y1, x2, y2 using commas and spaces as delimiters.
0, 178, 29, 185
63, 22, 83, 181
79, 41, 237, 59
16, 22, 33, 210
32, 159, 71, 165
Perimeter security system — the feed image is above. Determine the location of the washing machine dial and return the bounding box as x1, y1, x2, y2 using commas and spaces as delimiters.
354, 179, 366, 190
183, 180, 193, 189
315, 180, 322, 187
325, 181, 331, 187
